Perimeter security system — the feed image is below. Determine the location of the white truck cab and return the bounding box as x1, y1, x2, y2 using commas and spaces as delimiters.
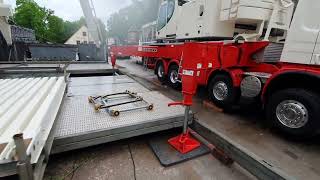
157, 0, 294, 41
281, 0, 320, 65
157, 0, 234, 40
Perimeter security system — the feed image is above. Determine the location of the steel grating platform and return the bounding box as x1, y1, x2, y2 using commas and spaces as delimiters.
67, 63, 115, 74
67, 76, 150, 96
52, 75, 187, 154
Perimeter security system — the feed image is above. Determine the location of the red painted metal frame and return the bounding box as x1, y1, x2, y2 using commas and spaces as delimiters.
166, 43, 204, 154
111, 41, 271, 86
111, 41, 320, 153
110, 41, 320, 102
111, 44, 184, 75
111, 44, 184, 60
260, 63, 320, 102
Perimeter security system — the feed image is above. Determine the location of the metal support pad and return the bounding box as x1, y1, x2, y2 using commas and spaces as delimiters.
149, 131, 210, 167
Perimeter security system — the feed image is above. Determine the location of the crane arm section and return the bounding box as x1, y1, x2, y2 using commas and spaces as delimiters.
78, 0, 105, 47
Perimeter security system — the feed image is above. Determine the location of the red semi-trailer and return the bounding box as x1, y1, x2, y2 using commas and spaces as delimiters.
110, 40, 320, 138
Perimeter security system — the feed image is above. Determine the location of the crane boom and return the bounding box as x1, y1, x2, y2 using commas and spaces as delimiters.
79, 0, 106, 60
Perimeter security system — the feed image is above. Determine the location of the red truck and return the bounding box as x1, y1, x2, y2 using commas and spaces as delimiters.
110, 0, 320, 138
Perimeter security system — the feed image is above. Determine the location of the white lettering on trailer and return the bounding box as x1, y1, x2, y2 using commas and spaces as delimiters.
142, 48, 158, 53
208, 63, 213, 68
197, 63, 202, 69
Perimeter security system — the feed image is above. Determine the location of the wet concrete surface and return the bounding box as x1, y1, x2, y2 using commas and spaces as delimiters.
116, 59, 320, 180
32, 59, 318, 180
44, 137, 253, 180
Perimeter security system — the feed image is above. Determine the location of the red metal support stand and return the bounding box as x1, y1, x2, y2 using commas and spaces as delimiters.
166, 42, 203, 154
167, 105, 200, 154
111, 42, 202, 154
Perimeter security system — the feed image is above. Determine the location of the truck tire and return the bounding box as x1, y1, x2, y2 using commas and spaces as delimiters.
156, 62, 166, 83
167, 64, 181, 89
208, 74, 239, 109
266, 88, 320, 138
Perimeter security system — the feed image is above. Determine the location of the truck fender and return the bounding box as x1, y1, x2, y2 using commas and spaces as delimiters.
155, 59, 168, 75
206, 68, 244, 87
227, 69, 244, 87
262, 70, 320, 103
168, 59, 180, 73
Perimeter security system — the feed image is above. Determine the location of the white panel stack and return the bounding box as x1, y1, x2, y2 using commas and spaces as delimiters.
0, 77, 66, 163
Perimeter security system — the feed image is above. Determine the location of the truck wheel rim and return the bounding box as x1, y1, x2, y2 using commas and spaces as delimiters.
157, 65, 164, 78
213, 81, 228, 101
276, 100, 309, 129
170, 70, 178, 84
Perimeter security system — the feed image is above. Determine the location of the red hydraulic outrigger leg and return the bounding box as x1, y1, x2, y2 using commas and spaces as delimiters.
168, 103, 200, 154
167, 43, 202, 154
110, 43, 202, 154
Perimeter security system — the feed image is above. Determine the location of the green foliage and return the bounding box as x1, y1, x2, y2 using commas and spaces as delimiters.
14, 0, 49, 42
47, 15, 65, 43
107, 0, 161, 44
13, 0, 87, 43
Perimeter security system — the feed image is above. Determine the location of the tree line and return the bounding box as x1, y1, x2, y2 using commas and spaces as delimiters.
12, 0, 87, 43
12, 0, 160, 44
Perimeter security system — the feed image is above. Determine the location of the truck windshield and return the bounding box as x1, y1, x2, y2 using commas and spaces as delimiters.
167, 0, 175, 22
157, 2, 168, 30
157, 0, 175, 31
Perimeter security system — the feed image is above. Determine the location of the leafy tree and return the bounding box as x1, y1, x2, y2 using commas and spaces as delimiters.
13, 0, 93, 44
14, 0, 49, 42
13, 0, 113, 44
47, 15, 65, 43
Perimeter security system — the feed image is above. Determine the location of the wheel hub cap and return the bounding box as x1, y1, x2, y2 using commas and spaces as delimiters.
170, 70, 178, 84
213, 81, 228, 101
157, 65, 164, 78
276, 100, 308, 129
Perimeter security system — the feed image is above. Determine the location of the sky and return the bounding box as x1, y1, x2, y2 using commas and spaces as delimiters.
4, 0, 132, 25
